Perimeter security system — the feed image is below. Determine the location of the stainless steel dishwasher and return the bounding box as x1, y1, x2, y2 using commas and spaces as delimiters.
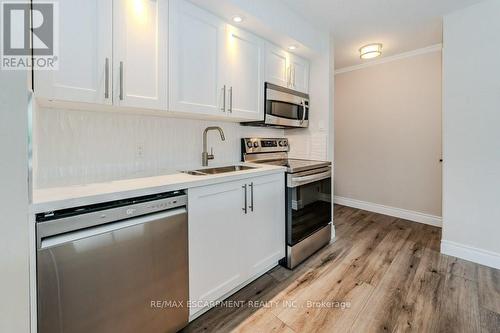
36, 190, 189, 333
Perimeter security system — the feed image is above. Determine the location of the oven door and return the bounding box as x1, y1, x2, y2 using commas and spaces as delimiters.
286, 167, 332, 246
265, 83, 309, 128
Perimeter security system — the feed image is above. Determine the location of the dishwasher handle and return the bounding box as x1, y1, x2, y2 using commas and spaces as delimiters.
39, 207, 187, 250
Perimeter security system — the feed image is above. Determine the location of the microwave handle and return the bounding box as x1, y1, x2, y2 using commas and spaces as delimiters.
300, 99, 307, 124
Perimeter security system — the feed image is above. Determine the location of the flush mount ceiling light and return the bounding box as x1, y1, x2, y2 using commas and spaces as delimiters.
288, 45, 298, 50
359, 43, 383, 60
232, 16, 243, 23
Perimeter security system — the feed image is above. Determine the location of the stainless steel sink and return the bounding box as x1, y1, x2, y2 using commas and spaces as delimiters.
182, 165, 258, 176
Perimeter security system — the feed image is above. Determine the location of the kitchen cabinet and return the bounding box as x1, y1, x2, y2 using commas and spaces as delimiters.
34, 0, 113, 104
188, 173, 285, 317
265, 43, 289, 88
35, 0, 168, 110
113, 0, 168, 109
34, 0, 307, 119
169, 0, 264, 121
224, 26, 265, 120
264, 43, 310, 93
289, 54, 310, 94
188, 179, 246, 317
243, 175, 285, 277
168, 0, 226, 116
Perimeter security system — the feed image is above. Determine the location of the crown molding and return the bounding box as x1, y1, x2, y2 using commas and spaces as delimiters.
334, 44, 443, 75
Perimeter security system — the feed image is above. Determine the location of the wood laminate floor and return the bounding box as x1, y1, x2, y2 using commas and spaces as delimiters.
182, 205, 500, 333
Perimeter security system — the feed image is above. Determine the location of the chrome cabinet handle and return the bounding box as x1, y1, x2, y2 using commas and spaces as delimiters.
119, 61, 124, 100
104, 58, 109, 99
221, 85, 226, 112
249, 182, 254, 212
242, 184, 248, 214
292, 65, 296, 88
229, 86, 233, 113
287, 66, 291, 87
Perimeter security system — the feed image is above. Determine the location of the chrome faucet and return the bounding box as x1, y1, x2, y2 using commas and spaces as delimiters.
202, 126, 226, 166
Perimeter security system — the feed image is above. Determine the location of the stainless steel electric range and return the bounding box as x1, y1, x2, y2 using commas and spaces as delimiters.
242, 138, 332, 269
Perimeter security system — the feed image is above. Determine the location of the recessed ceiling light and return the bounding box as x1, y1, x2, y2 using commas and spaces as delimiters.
359, 43, 383, 60
232, 16, 243, 23
288, 45, 298, 50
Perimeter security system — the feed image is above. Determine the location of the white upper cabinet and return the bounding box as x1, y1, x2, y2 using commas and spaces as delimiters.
265, 43, 289, 88
264, 43, 310, 93
168, 0, 226, 116
34, 0, 308, 119
289, 54, 310, 94
169, 2, 264, 121
225, 25, 265, 121
34, 0, 113, 104
113, 0, 168, 110
35, 0, 167, 110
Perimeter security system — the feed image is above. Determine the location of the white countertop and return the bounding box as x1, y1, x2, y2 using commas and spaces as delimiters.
32, 163, 286, 214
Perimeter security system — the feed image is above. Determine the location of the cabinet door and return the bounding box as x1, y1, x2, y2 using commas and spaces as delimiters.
113, 0, 167, 110
245, 174, 285, 276
225, 25, 264, 121
289, 54, 310, 94
265, 43, 289, 88
34, 0, 112, 104
188, 180, 246, 316
169, 0, 226, 116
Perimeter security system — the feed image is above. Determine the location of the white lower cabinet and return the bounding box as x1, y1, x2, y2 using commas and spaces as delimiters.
188, 173, 285, 317
244, 175, 285, 277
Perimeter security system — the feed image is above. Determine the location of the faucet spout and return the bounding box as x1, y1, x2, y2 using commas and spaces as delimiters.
202, 126, 226, 166
204, 126, 225, 141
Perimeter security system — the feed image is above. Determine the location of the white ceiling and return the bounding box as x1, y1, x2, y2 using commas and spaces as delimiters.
281, 0, 485, 69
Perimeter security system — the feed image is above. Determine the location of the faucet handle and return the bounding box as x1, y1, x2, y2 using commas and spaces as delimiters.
208, 147, 214, 160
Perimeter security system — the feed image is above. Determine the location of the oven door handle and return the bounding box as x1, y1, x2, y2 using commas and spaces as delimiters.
288, 169, 331, 188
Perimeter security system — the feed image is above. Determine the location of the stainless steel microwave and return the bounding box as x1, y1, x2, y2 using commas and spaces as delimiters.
241, 82, 309, 129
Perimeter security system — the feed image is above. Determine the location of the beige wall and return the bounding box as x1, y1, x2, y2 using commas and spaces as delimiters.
334, 51, 442, 216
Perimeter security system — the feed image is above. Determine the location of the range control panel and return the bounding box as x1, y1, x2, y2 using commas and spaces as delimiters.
242, 138, 289, 154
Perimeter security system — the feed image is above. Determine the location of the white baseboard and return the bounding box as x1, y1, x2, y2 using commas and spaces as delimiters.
441, 240, 500, 270
334, 196, 442, 227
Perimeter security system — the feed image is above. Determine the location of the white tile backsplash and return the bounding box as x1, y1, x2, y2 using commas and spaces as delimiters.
34, 108, 283, 188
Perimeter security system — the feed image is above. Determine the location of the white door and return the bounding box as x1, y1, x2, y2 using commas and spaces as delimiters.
34, 0, 112, 104
265, 43, 289, 88
225, 25, 264, 121
113, 0, 168, 110
244, 174, 286, 276
188, 180, 246, 316
169, 0, 226, 116
289, 54, 310, 93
